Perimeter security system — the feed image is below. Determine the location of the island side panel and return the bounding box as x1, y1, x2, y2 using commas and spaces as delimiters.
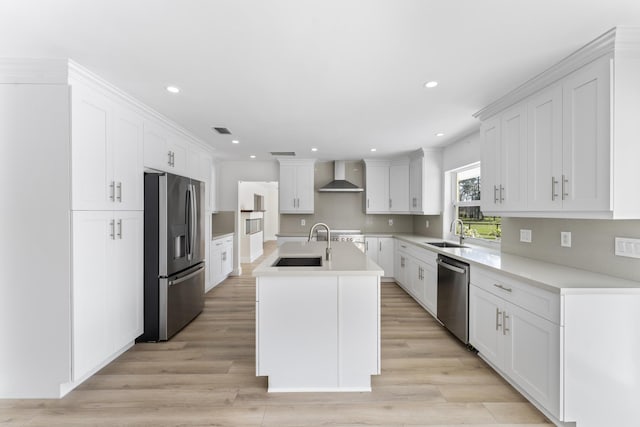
256, 275, 339, 391
338, 275, 380, 390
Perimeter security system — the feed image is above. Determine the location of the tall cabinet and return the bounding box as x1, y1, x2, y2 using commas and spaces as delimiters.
0, 59, 214, 399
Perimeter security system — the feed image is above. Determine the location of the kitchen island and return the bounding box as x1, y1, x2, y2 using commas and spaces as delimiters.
253, 241, 383, 392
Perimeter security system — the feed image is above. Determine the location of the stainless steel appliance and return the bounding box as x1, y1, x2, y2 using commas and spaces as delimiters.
436, 255, 470, 344
316, 229, 366, 252
139, 172, 205, 341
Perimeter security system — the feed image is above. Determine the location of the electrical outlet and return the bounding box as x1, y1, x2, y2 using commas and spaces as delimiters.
388, 218, 394, 227
300, 219, 305, 227
561, 231, 572, 247
425, 220, 430, 228
520, 229, 532, 243
615, 237, 640, 259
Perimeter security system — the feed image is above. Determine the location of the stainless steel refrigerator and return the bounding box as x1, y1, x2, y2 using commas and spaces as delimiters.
139, 172, 205, 341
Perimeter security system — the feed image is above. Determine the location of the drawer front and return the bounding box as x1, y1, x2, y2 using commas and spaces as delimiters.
471, 267, 560, 325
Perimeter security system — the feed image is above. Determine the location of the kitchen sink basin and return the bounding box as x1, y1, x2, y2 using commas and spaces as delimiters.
273, 256, 323, 267
426, 241, 468, 249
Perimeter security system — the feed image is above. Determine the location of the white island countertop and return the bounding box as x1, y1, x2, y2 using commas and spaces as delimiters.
253, 241, 384, 277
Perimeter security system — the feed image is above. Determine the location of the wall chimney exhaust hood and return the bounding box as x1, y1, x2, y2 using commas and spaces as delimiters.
318, 161, 364, 193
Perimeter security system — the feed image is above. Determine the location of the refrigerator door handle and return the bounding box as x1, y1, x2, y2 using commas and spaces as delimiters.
186, 185, 193, 261
191, 183, 197, 260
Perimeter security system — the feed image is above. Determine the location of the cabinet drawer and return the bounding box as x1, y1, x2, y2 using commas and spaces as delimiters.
471, 267, 560, 325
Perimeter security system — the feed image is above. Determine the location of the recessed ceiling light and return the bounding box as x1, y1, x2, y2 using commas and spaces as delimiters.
370, 148, 377, 152
250, 155, 256, 159
424, 81, 438, 88
166, 85, 180, 94
232, 140, 239, 144
436, 132, 445, 137
311, 148, 318, 152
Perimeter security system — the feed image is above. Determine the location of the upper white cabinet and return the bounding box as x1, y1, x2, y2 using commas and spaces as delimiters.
143, 122, 193, 177
363, 160, 390, 213
279, 159, 315, 214
71, 78, 144, 211
389, 160, 409, 213
476, 27, 640, 218
409, 149, 442, 215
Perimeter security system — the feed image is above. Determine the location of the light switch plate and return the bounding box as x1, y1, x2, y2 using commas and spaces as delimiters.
300, 219, 305, 227
520, 229, 532, 243
388, 219, 394, 227
425, 220, 430, 228
561, 231, 572, 247
615, 237, 640, 259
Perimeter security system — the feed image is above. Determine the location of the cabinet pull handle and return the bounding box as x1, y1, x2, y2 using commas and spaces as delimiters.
551, 176, 559, 201
493, 283, 512, 293
109, 181, 115, 202
117, 219, 122, 239
116, 182, 122, 202
499, 185, 504, 203
493, 185, 499, 203
168, 151, 172, 166
503, 312, 510, 335
379, 241, 382, 252
495, 308, 503, 331
367, 199, 370, 209
366, 241, 369, 251
109, 219, 115, 240
562, 174, 569, 200
389, 198, 392, 209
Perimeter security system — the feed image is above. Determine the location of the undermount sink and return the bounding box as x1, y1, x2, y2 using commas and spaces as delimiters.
426, 241, 468, 249
273, 256, 323, 267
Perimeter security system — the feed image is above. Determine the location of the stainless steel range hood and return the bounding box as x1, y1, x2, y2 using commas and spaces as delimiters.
318, 161, 364, 193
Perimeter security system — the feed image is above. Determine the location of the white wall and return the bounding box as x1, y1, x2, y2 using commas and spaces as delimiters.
442, 130, 481, 172
218, 160, 279, 211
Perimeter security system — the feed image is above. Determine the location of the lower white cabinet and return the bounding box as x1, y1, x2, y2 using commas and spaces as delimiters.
394, 240, 437, 316
72, 210, 143, 381
469, 271, 561, 421
364, 237, 394, 277
210, 234, 234, 288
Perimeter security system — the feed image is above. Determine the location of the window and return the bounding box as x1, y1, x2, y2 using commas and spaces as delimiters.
453, 164, 501, 241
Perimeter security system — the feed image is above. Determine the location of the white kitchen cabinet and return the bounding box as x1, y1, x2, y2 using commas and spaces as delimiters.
210, 234, 234, 287
72, 210, 143, 381
71, 78, 144, 211
480, 104, 527, 212
278, 159, 315, 214
143, 121, 190, 176
393, 240, 437, 317
389, 161, 409, 213
476, 28, 640, 218
394, 241, 410, 291
421, 256, 437, 315
364, 237, 394, 278
363, 160, 390, 213
408, 149, 442, 215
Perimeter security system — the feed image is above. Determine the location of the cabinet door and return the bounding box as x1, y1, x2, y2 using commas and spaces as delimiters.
295, 164, 315, 213
377, 237, 395, 277
365, 164, 389, 213
279, 164, 297, 213
503, 302, 560, 419
500, 103, 527, 211
110, 211, 144, 351
143, 121, 172, 171
389, 163, 409, 212
480, 117, 501, 212
364, 237, 378, 262
209, 161, 218, 212
422, 261, 437, 315
210, 240, 224, 285
562, 56, 611, 212
72, 211, 111, 381
112, 108, 144, 210
409, 157, 422, 212
71, 83, 113, 211
223, 240, 234, 275
469, 285, 503, 367
167, 134, 188, 175
527, 85, 563, 211
394, 251, 408, 290
407, 257, 421, 299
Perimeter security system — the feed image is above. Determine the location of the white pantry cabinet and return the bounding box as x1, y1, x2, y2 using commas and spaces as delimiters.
364, 237, 394, 277
72, 211, 143, 381
71, 76, 144, 211
278, 159, 315, 214
476, 27, 640, 218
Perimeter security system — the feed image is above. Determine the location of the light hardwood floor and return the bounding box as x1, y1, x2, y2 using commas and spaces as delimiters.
1, 241, 552, 426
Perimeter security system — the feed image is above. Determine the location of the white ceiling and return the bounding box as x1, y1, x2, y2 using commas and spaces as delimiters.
1, 0, 639, 161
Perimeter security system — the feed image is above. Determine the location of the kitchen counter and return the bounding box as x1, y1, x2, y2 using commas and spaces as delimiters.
212, 232, 234, 240
254, 241, 384, 277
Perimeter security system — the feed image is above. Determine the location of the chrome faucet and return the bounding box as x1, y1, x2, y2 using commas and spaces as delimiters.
308, 222, 332, 261
450, 218, 465, 245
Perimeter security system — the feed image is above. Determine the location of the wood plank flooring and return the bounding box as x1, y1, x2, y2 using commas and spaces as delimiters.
1, 241, 553, 426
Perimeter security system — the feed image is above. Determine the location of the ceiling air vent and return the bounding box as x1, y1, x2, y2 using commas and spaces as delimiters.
212, 127, 232, 135
270, 152, 296, 156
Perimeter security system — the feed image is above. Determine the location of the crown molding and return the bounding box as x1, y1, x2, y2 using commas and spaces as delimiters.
474, 26, 639, 121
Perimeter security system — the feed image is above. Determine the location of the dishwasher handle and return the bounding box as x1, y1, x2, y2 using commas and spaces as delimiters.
436, 258, 466, 275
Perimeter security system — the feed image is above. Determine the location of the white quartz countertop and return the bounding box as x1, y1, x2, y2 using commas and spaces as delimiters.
393, 235, 640, 294
212, 232, 234, 241
253, 241, 384, 277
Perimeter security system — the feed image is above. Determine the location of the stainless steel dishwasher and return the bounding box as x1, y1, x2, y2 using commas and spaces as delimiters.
436, 255, 470, 344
